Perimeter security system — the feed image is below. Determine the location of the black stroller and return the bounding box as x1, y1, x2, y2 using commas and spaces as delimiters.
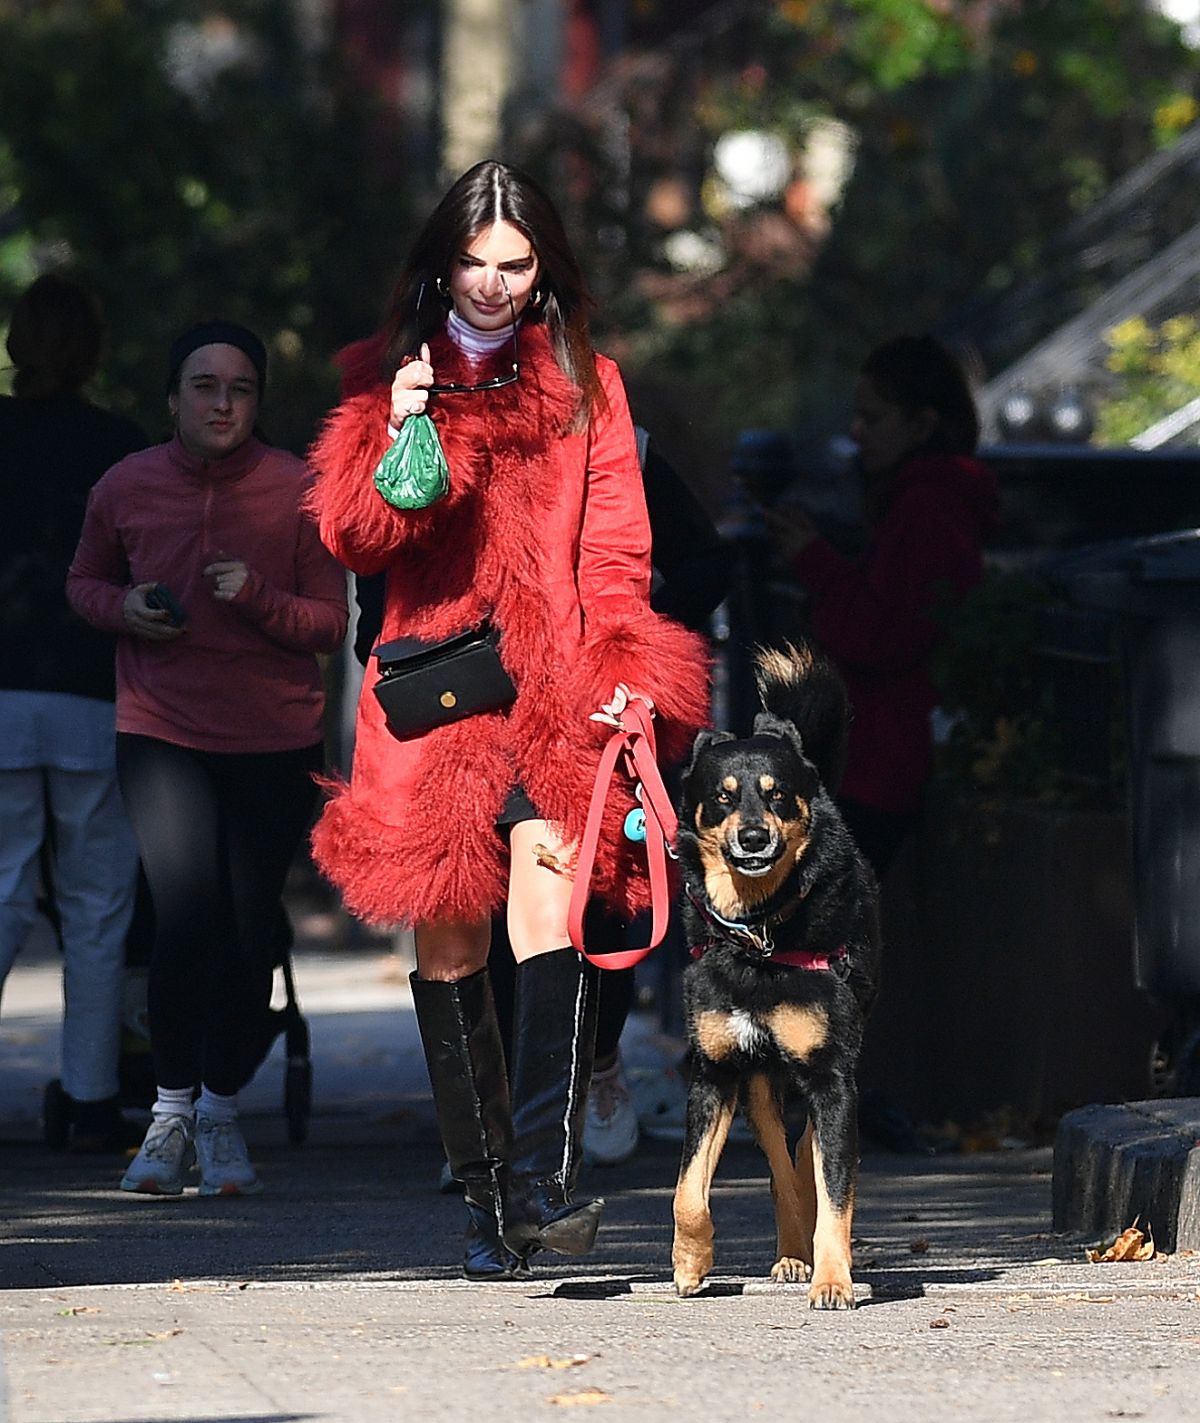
40, 850, 313, 1148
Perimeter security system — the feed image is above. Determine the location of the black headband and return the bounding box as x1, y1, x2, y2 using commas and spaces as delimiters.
167, 321, 267, 395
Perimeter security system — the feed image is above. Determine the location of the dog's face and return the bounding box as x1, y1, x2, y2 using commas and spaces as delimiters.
681, 715, 821, 916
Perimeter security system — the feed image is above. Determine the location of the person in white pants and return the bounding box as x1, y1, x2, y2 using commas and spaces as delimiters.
0, 699, 138, 1127
0, 274, 146, 1148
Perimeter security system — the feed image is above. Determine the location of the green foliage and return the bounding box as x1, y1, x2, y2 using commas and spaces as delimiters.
562, 0, 1200, 455
1094, 315, 1200, 446
0, 0, 409, 450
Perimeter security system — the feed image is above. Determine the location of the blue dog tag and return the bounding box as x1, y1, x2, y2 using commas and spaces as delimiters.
624, 808, 647, 843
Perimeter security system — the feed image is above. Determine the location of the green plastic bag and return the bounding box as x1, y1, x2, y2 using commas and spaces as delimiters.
373, 412, 450, 510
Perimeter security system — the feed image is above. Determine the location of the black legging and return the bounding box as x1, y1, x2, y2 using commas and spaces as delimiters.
115, 734, 322, 1095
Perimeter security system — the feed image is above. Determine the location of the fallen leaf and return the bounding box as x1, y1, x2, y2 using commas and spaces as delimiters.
111, 1329, 184, 1345
910, 1238, 930, 1254
1087, 1220, 1156, 1263
548, 1389, 610, 1407
517, 1355, 590, 1370
57, 1306, 100, 1317
929, 1318, 951, 1330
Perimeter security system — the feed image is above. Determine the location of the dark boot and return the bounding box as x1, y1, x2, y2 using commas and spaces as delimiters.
503, 949, 604, 1258
409, 969, 529, 1281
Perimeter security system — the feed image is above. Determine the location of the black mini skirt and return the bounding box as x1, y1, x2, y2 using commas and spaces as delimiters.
496, 784, 539, 827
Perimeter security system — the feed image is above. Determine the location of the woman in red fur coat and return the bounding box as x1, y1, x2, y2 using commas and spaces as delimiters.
307, 161, 709, 1280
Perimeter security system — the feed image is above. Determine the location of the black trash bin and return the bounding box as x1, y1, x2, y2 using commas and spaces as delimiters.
1047, 527, 1200, 1094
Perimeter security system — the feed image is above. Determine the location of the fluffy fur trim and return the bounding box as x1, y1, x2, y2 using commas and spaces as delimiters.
575, 606, 711, 765
311, 757, 509, 926
305, 391, 445, 576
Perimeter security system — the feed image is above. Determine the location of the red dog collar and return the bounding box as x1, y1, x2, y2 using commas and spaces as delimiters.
690, 942, 848, 972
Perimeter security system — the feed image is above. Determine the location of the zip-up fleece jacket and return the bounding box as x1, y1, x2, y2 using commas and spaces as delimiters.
67, 434, 348, 754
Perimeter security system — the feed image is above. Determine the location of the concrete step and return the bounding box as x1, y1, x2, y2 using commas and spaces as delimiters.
1053, 1098, 1200, 1251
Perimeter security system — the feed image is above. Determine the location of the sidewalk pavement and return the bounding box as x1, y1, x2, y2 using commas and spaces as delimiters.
2, 926, 1200, 1422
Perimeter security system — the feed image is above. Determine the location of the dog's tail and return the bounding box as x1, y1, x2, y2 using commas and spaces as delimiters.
753, 640, 850, 793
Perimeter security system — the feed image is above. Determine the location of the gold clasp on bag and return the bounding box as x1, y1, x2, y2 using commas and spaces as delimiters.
440, 691, 457, 708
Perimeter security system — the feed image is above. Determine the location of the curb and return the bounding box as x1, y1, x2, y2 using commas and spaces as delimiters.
1052, 1098, 1200, 1251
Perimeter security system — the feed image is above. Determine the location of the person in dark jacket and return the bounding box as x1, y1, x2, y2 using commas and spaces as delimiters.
0, 274, 146, 1150
765, 334, 999, 877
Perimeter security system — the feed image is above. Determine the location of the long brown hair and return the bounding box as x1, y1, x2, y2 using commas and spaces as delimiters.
379, 160, 604, 428
860, 334, 980, 457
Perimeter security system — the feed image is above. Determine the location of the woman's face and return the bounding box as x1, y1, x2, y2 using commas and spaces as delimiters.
447, 220, 540, 332
169, 343, 260, 461
849, 374, 936, 477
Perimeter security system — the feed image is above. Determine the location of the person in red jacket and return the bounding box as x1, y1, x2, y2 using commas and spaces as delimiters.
766, 334, 999, 877
68, 321, 348, 1196
307, 161, 708, 1280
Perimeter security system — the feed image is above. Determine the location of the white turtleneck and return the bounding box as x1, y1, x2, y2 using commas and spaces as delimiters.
447, 308, 517, 360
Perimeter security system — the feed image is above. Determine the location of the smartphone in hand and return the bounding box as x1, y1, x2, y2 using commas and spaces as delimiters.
145, 583, 186, 628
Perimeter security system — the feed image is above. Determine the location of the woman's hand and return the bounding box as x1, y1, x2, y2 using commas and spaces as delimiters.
390, 343, 434, 426
123, 583, 186, 641
762, 505, 819, 558
589, 683, 655, 730
204, 557, 250, 602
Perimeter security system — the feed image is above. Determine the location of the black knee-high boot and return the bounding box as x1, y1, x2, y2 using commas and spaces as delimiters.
503, 949, 604, 1258
409, 969, 529, 1280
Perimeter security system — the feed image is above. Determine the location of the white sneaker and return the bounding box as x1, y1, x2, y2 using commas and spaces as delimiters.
584, 1058, 639, 1166
630, 1062, 690, 1142
631, 1062, 753, 1143
120, 1114, 195, 1195
194, 1116, 262, 1197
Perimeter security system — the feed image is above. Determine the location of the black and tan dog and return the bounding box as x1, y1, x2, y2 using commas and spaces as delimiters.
671, 641, 880, 1308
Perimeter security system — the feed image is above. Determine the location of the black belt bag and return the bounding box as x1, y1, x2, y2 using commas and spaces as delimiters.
372, 622, 516, 739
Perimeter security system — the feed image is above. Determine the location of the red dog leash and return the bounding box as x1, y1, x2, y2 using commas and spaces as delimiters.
568, 690, 678, 970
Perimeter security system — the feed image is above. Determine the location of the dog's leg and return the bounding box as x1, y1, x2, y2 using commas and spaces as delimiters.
672, 1065, 736, 1298
806, 1084, 858, 1310
745, 1074, 812, 1284
793, 1118, 818, 1267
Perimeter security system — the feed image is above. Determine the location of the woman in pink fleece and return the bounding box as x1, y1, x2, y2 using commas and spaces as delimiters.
68, 321, 347, 1197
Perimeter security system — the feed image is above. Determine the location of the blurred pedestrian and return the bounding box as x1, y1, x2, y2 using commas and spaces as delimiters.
0, 274, 145, 1151
67, 319, 348, 1195
765, 334, 998, 877
307, 160, 708, 1279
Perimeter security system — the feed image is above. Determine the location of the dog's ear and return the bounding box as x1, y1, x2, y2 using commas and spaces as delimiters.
753, 711, 806, 760
683, 728, 736, 781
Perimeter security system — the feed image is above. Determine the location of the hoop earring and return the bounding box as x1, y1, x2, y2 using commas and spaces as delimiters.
530, 287, 544, 308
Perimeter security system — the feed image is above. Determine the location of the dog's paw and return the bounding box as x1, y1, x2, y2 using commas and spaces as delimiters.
807, 1276, 856, 1310
673, 1267, 708, 1298
769, 1256, 812, 1285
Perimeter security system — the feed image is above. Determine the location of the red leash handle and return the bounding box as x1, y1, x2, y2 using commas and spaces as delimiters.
568, 698, 677, 970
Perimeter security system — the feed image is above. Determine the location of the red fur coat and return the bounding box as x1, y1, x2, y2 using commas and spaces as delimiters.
306, 322, 710, 926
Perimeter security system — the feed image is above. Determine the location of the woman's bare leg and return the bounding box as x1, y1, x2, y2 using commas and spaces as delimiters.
414, 918, 490, 980
506, 820, 575, 961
